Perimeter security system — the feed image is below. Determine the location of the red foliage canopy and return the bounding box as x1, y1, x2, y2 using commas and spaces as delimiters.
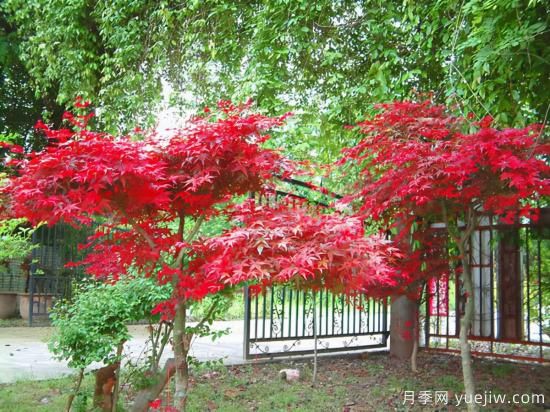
3, 102, 410, 316
10, 99, 543, 312
2, 103, 292, 282
188, 199, 408, 298
340, 101, 549, 226
5, 101, 292, 227
339, 100, 550, 293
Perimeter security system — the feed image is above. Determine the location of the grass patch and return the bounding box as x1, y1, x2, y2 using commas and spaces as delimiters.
437, 374, 464, 393
0, 374, 94, 412
490, 363, 515, 378
0, 317, 27, 327
0, 353, 548, 411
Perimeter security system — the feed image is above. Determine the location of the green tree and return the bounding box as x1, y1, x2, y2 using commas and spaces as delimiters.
0, 11, 63, 149
3, 0, 548, 155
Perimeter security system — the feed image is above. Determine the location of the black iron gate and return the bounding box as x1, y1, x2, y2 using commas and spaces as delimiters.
27, 224, 87, 325
26, 274, 76, 324
244, 285, 390, 359
243, 183, 389, 359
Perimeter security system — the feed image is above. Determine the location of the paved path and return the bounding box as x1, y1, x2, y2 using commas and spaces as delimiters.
0, 320, 245, 383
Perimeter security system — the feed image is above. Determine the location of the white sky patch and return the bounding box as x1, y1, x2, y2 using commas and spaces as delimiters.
154, 79, 193, 136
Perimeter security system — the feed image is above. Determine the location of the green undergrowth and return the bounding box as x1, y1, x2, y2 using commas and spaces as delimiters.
0, 353, 548, 411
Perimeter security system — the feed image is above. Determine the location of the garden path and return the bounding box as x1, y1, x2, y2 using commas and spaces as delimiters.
0, 320, 244, 383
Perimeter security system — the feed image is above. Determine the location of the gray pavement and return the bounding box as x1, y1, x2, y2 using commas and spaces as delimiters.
0, 320, 245, 383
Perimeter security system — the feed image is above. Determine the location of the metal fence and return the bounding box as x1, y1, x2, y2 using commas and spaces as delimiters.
242, 185, 390, 359
0, 259, 27, 293
424, 210, 549, 362
244, 285, 389, 359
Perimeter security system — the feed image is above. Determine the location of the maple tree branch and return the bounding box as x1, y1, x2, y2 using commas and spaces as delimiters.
194, 299, 220, 332
440, 201, 460, 245
173, 215, 205, 269
155, 322, 173, 369
178, 213, 185, 242
460, 207, 477, 247
185, 215, 205, 243
149, 322, 159, 371
120, 211, 157, 250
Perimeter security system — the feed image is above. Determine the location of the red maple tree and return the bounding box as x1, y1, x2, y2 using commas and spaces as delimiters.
2, 101, 297, 410
339, 100, 549, 408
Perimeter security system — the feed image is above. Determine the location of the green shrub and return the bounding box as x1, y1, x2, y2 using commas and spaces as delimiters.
49, 276, 172, 369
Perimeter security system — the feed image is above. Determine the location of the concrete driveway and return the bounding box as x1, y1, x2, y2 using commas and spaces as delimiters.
0, 320, 245, 383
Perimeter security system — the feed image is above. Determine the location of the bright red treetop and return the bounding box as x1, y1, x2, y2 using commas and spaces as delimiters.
2, 101, 412, 317
340, 100, 550, 228
4, 101, 292, 228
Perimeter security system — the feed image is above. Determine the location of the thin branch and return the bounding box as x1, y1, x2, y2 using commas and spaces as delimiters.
173, 215, 206, 269
156, 322, 173, 367
450, 62, 493, 118
194, 299, 220, 332
185, 215, 205, 243
119, 211, 157, 250
528, 102, 550, 158
313, 17, 365, 30
150, 321, 160, 371
440, 201, 460, 245
178, 213, 185, 242
65, 368, 85, 412
111, 342, 124, 412
460, 207, 477, 246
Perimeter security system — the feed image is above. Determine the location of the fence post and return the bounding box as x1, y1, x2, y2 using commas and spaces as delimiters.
28, 275, 34, 326
243, 285, 250, 360
498, 225, 522, 340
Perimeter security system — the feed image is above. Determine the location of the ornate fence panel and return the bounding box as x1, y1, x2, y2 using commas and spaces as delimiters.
244, 285, 389, 359
26, 275, 76, 324
243, 183, 389, 359
424, 209, 549, 362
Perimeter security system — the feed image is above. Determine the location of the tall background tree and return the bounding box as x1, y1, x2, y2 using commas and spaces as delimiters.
0, 9, 63, 151
3, 0, 548, 163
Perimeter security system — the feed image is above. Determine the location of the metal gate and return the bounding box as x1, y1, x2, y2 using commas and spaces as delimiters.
27, 224, 87, 325
244, 285, 390, 359
243, 182, 389, 359
27, 274, 76, 324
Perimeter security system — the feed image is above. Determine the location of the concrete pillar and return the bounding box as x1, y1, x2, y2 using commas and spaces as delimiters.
390, 295, 418, 360
471, 221, 493, 337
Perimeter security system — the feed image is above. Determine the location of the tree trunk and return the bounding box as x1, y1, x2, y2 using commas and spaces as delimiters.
459, 249, 478, 412
66, 368, 84, 412
131, 358, 176, 412
93, 363, 119, 411
173, 302, 190, 411
411, 308, 419, 373
410, 283, 426, 373
389, 295, 417, 360
111, 342, 124, 412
